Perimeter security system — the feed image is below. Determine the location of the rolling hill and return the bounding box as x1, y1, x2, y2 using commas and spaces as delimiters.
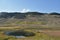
0, 12, 60, 29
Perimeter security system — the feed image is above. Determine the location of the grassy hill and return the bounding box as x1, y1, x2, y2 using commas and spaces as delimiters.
0, 12, 60, 29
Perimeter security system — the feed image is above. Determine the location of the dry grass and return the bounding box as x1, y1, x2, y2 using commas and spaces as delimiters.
0, 27, 60, 40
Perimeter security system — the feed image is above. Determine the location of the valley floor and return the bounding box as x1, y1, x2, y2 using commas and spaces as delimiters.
0, 27, 60, 40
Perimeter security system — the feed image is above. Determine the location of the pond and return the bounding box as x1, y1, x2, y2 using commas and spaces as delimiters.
4, 30, 35, 38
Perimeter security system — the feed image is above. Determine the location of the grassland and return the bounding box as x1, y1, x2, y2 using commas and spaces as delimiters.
0, 25, 60, 40
0, 13, 60, 40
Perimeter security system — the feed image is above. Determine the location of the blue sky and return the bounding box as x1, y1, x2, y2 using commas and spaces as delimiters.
0, 0, 60, 13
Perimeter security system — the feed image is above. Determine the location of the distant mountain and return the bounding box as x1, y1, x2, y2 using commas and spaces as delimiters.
0, 12, 45, 19
49, 12, 60, 15
0, 12, 60, 19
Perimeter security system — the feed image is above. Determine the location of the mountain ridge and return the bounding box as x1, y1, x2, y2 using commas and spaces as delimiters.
0, 12, 60, 19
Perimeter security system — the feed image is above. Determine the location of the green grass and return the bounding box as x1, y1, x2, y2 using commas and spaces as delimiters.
0, 21, 60, 40
0, 28, 60, 40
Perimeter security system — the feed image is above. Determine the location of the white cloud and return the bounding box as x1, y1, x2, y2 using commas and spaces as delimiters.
20, 9, 31, 13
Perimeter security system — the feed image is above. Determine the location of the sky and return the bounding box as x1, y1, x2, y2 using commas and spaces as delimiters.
0, 0, 60, 13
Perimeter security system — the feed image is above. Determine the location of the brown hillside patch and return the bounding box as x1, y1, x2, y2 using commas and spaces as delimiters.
39, 30, 60, 36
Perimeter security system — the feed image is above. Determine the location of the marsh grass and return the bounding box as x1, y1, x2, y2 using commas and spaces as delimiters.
0, 28, 60, 40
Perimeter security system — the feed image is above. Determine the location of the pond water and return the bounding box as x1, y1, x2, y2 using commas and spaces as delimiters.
4, 31, 26, 38
15, 36, 26, 38
4, 30, 35, 38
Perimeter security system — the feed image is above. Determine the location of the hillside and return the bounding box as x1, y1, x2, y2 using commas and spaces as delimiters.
0, 12, 60, 29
